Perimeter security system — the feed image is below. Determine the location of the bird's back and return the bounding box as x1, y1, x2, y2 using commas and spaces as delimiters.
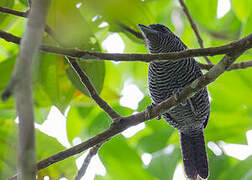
148, 40, 210, 133
139, 23, 210, 179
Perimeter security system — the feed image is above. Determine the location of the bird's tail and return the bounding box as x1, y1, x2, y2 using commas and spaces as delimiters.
179, 131, 209, 180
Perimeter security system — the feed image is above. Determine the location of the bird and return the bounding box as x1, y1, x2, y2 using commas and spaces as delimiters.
138, 24, 210, 180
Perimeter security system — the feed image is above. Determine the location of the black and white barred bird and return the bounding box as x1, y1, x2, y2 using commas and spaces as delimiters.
138, 24, 210, 180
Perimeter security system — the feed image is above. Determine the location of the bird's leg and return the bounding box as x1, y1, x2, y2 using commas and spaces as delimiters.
173, 88, 198, 116
172, 88, 187, 106
146, 103, 161, 120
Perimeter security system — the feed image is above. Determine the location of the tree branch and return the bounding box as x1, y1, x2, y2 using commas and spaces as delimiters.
27, 39, 251, 173
118, 22, 144, 40
0, 6, 27, 17
198, 60, 252, 71
74, 143, 103, 180
179, 0, 212, 64
1, 30, 252, 65
1, 0, 51, 180
1, 30, 252, 71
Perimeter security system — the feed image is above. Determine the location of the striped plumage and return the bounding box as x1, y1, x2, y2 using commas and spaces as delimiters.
139, 24, 210, 180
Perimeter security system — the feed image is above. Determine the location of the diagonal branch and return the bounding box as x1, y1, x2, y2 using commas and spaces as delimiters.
43, 25, 120, 119
199, 60, 252, 71
179, 0, 212, 64
67, 57, 120, 119
30, 41, 251, 173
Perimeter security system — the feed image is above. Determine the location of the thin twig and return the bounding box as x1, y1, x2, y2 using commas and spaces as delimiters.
0, 6, 27, 17
198, 60, 252, 71
67, 57, 120, 118
118, 22, 143, 39
1, 30, 252, 64
75, 143, 103, 180
0, 6, 55, 43
179, 0, 212, 64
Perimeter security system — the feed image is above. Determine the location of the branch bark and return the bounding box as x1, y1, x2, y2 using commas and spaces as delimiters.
199, 60, 252, 71
1, 30, 252, 71
1, 0, 51, 180
0, 6, 27, 17
1, 30, 252, 63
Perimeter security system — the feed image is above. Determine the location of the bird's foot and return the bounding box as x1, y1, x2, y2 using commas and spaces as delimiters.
172, 88, 187, 106
146, 103, 161, 120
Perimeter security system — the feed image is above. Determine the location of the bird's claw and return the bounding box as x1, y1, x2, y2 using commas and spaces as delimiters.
173, 89, 187, 106
146, 103, 161, 120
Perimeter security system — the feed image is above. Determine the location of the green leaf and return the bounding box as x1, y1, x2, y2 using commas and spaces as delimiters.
231, 0, 252, 22
0, 56, 15, 91
18, 0, 28, 6
0, 0, 14, 26
146, 0, 173, 27
98, 135, 156, 180
137, 128, 174, 153
207, 69, 252, 143
186, 0, 218, 30
47, 1, 106, 98
66, 105, 95, 143
147, 145, 181, 180
0, 119, 77, 179
0, 119, 17, 179
219, 156, 252, 180
37, 53, 75, 113
36, 130, 77, 179
207, 150, 238, 180
137, 95, 152, 112
47, 1, 93, 48
34, 107, 50, 124
88, 111, 111, 136
242, 15, 252, 37
85, 0, 155, 31
0, 56, 16, 110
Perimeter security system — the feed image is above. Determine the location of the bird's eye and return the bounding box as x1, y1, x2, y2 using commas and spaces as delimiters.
160, 26, 168, 33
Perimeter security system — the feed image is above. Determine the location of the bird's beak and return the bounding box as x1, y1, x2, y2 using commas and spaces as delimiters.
138, 24, 157, 38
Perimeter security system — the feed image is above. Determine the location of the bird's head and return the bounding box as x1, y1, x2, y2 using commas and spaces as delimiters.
138, 24, 179, 53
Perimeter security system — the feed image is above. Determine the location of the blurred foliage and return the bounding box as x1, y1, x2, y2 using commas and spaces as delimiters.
0, 0, 252, 179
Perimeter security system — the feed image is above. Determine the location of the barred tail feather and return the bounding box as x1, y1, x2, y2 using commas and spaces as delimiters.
179, 131, 209, 180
